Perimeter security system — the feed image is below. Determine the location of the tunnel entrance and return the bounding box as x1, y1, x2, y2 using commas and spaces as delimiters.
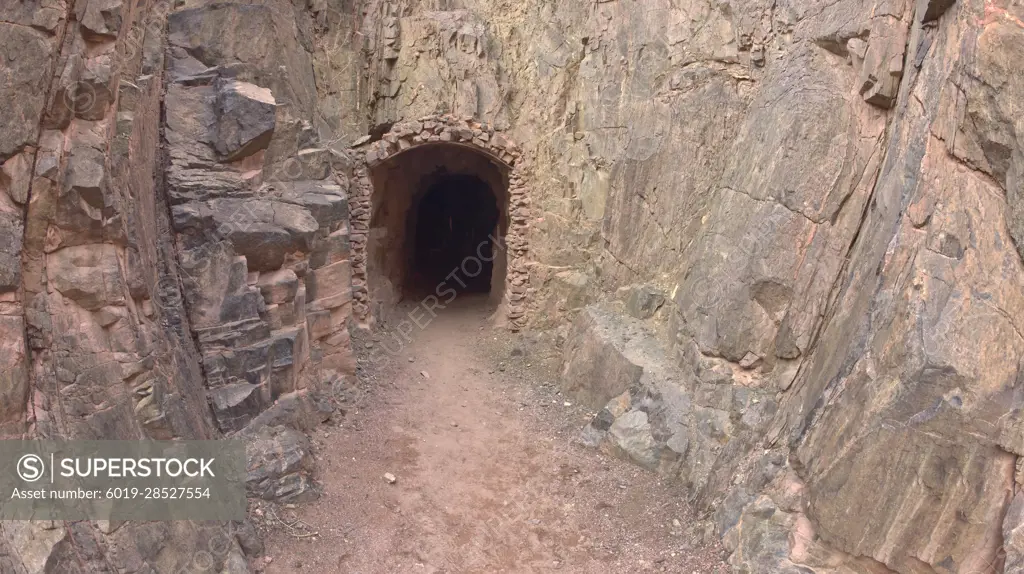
365, 143, 510, 318
409, 174, 499, 295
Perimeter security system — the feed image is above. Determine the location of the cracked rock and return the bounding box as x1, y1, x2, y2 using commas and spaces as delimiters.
215, 80, 276, 162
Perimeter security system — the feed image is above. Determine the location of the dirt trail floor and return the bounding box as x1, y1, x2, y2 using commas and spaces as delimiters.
262, 296, 728, 573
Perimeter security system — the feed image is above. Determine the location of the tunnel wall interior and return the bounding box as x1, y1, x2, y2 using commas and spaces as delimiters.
349, 116, 529, 330
366, 144, 508, 311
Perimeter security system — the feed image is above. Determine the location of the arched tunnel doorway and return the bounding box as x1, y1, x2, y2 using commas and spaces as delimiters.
366, 143, 509, 317
408, 174, 500, 294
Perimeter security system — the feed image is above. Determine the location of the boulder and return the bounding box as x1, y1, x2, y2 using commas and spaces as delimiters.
232, 519, 264, 557
246, 425, 318, 503
606, 409, 659, 469
567, 305, 778, 502
209, 382, 263, 433
724, 496, 807, 573
559, 305, 643, 410
215, 81, 276, 162
215, 80, 276, 162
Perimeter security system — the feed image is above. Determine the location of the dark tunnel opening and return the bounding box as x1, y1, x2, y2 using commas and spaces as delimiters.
406, 174, 500, 296
366, 143, 511, 317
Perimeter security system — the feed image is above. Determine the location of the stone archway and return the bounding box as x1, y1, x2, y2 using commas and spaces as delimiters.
348, 115, 529, 330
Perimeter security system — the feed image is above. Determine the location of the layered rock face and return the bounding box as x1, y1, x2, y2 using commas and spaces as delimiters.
2, 0, 1022, 571
0, 0, 356, 569
162, 0, 357, 431
353, 0, 1024, 572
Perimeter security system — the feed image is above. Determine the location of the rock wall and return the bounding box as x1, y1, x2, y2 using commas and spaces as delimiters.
162, 0, 356, 432
0, 0, 254, 567
352, 0, 1024, 572
0, 0, 356, 569
3, 0, 1023, 571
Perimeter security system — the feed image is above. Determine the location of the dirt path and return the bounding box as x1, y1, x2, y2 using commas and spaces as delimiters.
262, 298, 727, 573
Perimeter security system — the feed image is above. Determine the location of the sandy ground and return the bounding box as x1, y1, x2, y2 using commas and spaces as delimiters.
261, 296, 728, 573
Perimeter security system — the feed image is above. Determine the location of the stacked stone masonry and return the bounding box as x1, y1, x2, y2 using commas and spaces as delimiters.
351, 114, 530, 330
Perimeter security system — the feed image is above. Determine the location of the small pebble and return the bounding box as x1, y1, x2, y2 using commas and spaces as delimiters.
384, 473, 397, 484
